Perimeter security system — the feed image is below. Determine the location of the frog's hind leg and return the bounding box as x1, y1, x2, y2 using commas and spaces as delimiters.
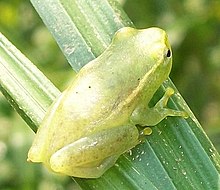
62, 155, 119, 178
131, 87, 188, 126
49, 125, 139, 178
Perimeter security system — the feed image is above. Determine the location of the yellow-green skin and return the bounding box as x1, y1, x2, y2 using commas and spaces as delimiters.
28, 27, 186, 178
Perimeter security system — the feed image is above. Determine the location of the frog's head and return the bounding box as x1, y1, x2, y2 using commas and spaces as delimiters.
135, 27, 172, 82
113, 27, 172, 84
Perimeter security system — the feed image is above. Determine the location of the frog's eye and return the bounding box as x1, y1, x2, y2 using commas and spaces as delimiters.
166, 49, 171, 58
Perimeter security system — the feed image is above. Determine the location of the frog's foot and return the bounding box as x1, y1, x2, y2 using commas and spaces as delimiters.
131, 87, 188, 127
145, 87, 188, 126
156, 87, 175, 108
154, 87, 188, 118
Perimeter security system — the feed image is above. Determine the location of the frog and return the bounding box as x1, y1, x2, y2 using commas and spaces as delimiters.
27, 27, 187, 178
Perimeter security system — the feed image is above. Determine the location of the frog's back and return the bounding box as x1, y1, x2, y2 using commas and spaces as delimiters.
28, 27, 170, 165
60, 55, 141, 130
46, 32, 157, 145
49, 26, 167, 137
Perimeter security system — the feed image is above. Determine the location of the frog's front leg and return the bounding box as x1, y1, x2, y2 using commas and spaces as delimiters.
131, 87, 188, 127
50, 125, 139, 178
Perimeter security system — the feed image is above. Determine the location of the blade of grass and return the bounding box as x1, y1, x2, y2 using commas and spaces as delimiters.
30, 0, 133, 72
0, 32, 60, 132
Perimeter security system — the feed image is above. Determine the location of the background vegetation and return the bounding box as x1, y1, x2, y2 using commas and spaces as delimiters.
0, 0, 219, 189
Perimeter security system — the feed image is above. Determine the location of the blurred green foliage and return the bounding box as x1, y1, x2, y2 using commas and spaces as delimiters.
0, 0, 219, 189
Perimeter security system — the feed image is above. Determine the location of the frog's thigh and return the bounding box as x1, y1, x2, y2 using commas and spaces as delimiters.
59, 155, 119, 178
50, 125, 139, 178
